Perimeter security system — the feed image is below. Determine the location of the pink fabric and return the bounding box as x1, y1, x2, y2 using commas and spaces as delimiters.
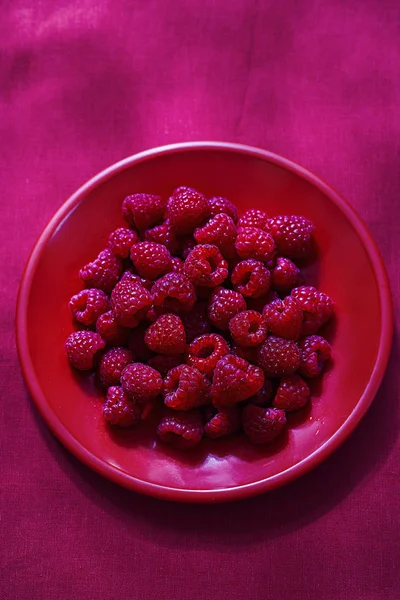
1, 1, 399, 599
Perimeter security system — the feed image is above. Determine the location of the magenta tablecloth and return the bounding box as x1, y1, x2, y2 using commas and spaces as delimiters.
1, 2, 399, 599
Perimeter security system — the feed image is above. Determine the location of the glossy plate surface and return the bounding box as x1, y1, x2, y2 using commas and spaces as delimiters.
16, 142, 393, 502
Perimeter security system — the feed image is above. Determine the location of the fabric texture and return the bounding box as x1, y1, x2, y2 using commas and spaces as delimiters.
1, 2, 399, 599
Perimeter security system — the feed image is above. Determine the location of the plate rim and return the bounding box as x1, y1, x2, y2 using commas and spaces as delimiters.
16, 141, 394, 503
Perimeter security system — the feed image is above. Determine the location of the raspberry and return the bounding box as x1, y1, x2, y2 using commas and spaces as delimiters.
183, 244, 228, 288
248, 379, 275, 406
96, 311, 129, 346
208, 287, 246, 330
128, 322, 154, 362
157, 409, 203, 448
186, 333, 230, 376
119, 270, 153, 290
291, 286, 334, 335
163, 365, 210, 410
122, 193, 167, 230
242, 404, 286, 444
103, 386, 141, 427
208, 196, 238, 223
130, 241, 171, 280
147, 354, 184, 378
273, 375, 310, 411
121, 363, 162, 403
212, 355, 264, 407
180, 237, 197, 260
167, 186, 209, 235
111, 279, 152, 327
180, 301, 212, 343
257, 336, 301, 377
69, 288, 109, 326
108, 227, 139, 258
268, 215, 315, 259
231, 259, 271, 299
65, 331, 105, 371
204, 405, 241, 439
237, 209, 269, 230
271, 257, 300, 293
98, 347, 133, 388
143, 219, 180, 255
298, 335, 332, 378
262, 296, 303, 340
229, 310, 267, 347
151, 272, 196, 315
144, 313, 186, 355
194, 213, 237, 260
235, 227, 275, 263
79, 248, 122, 293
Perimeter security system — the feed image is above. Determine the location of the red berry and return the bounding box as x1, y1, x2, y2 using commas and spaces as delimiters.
229, 310, 267, 347
258, 336, 301, 377
119, 270, 153, 290
235, 227, 275, 263
263, 297, 303, 340
242, 404, 286, 444
167, 186, 209, 235
103, 386, 141, 427
180, 301, 212, 343
163, 365, 210, 410
186, 333, 230, 376
147, 354, 184, 378
65, 331, 105, 371
208, 196, 238, 223
130, 241, 171, 280
111, 279, 152, 328
128, 322, 155, 362
271, 257, 300, 293
208, 287, 246, 330
238, 209, 269, 230
143, 219, 180, 255
151, 272, 196, 315
144, 313, 186, 355
298, 335, 332, 378
204, 405, 241, 439
69, 288, 109, 326
121, 363, 162, 403
98, 347, 133, 388
291, 286, 334, 335
194, 213, 237, 259
122, 193, 167, 230
157, 409, 203, 448
268, 215, 315, 259
212, 355, 264, 407
248, 379, 275, 406
273, 375, 310, 411
96, 311, 129, 346
183, 244, 228, 287
108, 227, 139, 258
231, 259, 271, 298
79, 248, 122, 293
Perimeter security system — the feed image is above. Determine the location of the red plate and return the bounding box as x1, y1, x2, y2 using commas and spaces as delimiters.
16, 142, 393, 503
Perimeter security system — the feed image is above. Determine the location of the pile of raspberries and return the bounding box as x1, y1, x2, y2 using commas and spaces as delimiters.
65, 186, 334, 448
